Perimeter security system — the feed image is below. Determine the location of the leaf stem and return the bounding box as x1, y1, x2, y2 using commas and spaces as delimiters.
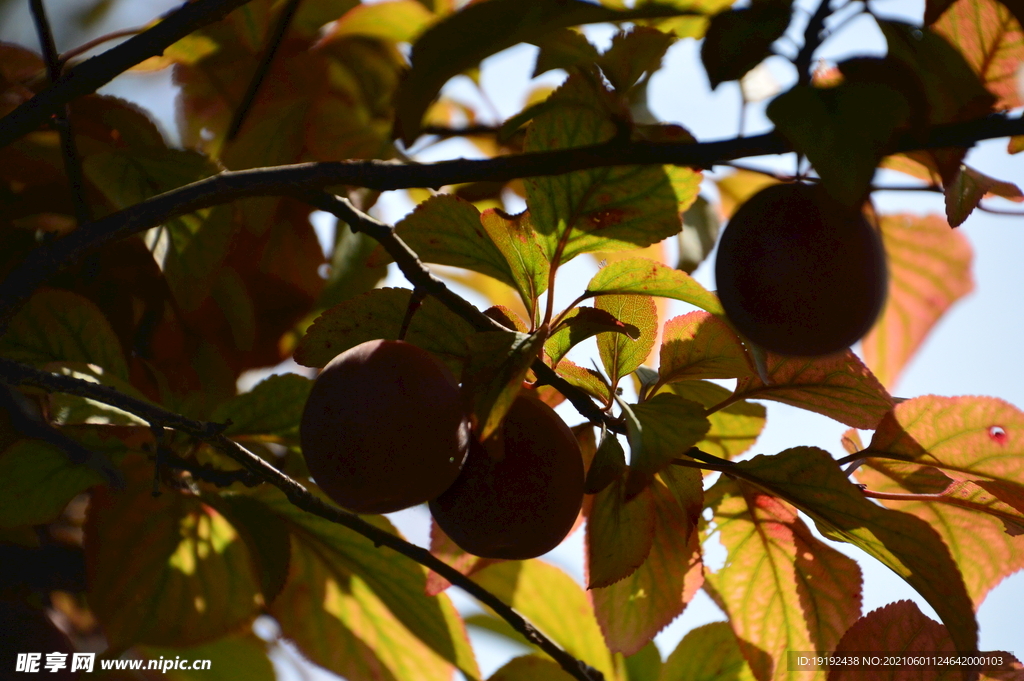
0, 356, 604, 681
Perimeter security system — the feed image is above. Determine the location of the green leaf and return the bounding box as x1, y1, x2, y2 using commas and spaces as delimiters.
624, 643, 663, 681
626, 393, 710, 483
212, 266, 256, 352
660, 622, 755, 681
944, 164, 1024, 227
254, 486, 480, 680
463, 330, 545, 440
208, 493, 290, 607
658, 311, 753, 384
210, 373, 312, 439
524, 76, 686, 262
586, 473, 656, 588
84, 148, 232, 311
861, 214, 974, 390
532, 28, 600, 77
480, 209, 551, 320
0, 440, 106, 528
733, 350, 894, 429
139, 633, 275, 681
472, 560, 616, 681
591, 473, 703, 655
701, 4, 791, 89
676, 195, 720, 274
318, 220, 389, 310
85, 455, 264, 649
0, 288, 128, 380
767, 81, 911, 205
732, 447, 979, 655
703, 476, 862, 681
597, 295, 658, 386
585, 258, 724, 315
294, 288, 476, 375
547, 307, 641, 368
584, 429, 628, 494
668, 381, 766, 462
378, 195, 518, 292
45, 362, 152, 427
598, 27, 675, 93
395, 0, 705, 142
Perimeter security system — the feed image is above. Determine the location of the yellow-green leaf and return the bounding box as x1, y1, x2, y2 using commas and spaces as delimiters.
703, 477, 862, 681
668, 381, 766, 462
139, 633, 275, 681
597, 295, 658, 385
733, 350, 893, 429
660, 622, 756, 681
627, 393, 711, 480
323, 0, 437, 43
463, 330, 545, 440
658, 311, 753, 384
554, 359, 613, 405
585, 258, 724, 314
732, 447, 978, 655
210, 373, 312, 439
547, 306, 641, 368
480, 208, 551, 320
861, 214, 974, 390
489, 655, 576, 681
0, 439, 106, 528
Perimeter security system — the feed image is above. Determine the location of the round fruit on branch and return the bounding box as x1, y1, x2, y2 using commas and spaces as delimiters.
714, 182, 888, 356
300, 339, 470, 514
429, 393, 585, 560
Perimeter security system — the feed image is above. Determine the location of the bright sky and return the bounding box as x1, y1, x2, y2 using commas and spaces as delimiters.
2, 0, 1022, 676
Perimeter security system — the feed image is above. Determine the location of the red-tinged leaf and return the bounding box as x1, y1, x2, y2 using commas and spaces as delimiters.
879, 20, 997, 184
945, 164, 1024, 226
734, 351, 894, 429
480, 209, 551, 319
841, 428, 865, 454
253, 486, 479, 679
597, 295, 658, 385
0, 288, 129, 381
586, 474, 656, 589
830, 601, 1024, 680
658, 311, 754, 384
880, 152, 944, 184
933, 0, 1024, 110
926, 0, 959, 23
294, 288, 475, 375
733, 447, 978, 655
669, 381, 767, 462
547, 307, 641, 368
555, 359, 613, 405
661, 622, 756, 681
861, 214, 974, 389
462, 330, 544, 440
489, 655, 577, 681
85, 456, 263, 649
0, 440, 107, 528
523, 76, 685, 263
473, 560, 617, 681
598, 27, 676, 93
591, 476, 703, 655
425, 519, 500, 596
855, 462, 1024, 605
585, 258, 724, 315
767, 81, 912, 206
372, 195, 519, 291
867, 395, 1024, 496
703, 476, 862, 681
321, 0, 437, 44
627, 393, 711, 481
394, 0, 699, 142
485, 305, 530, 333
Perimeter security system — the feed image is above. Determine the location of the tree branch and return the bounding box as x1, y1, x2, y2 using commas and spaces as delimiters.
0, 356, 603, 681
0, 0, 256, 150
2, 110, 1021, 331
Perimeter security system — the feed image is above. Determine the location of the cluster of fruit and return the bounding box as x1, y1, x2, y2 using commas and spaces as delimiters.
300, 339, 584, 560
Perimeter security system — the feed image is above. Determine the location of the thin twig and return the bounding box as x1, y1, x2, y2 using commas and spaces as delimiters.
0, 356, 603, 681
60, 27, 146, 63
30, 0, 91, 225
226, 0, 304, 141
421, 125, 502, 138
794, 0, 834, 87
